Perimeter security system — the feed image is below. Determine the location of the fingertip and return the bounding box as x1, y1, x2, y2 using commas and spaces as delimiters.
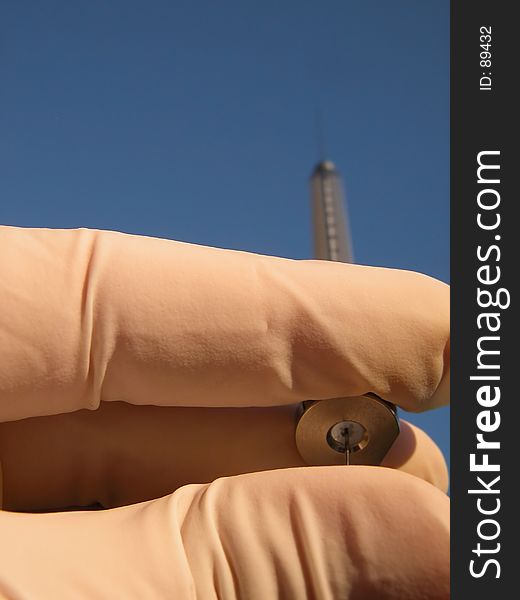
428, 365, 450, 410
193, 466, 450, 600
382, 420, 449, 493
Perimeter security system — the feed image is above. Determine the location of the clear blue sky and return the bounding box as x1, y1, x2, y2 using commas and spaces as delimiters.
1, 1, 450, 467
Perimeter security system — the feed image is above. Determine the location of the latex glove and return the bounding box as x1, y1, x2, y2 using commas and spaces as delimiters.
0, 226, 450, 599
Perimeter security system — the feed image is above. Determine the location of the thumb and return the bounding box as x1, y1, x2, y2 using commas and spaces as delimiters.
0, 467, 449, 599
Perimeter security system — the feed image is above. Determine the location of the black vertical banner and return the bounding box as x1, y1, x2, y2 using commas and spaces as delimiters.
452, 1, 517, 597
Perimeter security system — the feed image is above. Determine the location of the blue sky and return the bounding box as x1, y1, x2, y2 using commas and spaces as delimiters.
1, 1, 450, 466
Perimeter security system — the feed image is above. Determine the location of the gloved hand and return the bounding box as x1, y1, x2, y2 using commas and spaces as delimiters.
0, 225, 450, 599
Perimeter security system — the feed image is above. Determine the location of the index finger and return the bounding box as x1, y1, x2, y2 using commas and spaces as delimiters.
0, 226, 449, 422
